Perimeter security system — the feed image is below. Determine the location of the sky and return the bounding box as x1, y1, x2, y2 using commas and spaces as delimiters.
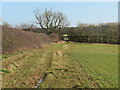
1, 2, 118, 27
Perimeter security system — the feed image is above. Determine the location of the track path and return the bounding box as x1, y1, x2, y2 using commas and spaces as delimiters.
3, 42, 99, 88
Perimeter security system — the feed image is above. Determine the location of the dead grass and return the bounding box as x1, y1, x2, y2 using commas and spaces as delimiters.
2, 47, 54, 88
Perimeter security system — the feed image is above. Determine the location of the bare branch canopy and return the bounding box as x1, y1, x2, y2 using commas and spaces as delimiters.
34, 9, 69, 34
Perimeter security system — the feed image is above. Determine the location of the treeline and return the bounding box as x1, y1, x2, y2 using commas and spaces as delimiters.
15, 22, 118, 44
14, 22, 119, 44
56, 23, 118, 44
2, 9, 119, 46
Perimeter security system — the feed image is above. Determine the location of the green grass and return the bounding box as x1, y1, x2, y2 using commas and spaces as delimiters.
0, 69, 10, 74
66, 43, 118, 88
2, 42, 118, 88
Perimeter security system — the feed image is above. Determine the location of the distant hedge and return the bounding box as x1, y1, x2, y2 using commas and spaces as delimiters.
2, 26, 59, 54
56, 23, 119, 44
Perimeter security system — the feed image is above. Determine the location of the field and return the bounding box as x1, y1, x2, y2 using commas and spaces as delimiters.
65, 43, 118, 88
2, 42, 118, 88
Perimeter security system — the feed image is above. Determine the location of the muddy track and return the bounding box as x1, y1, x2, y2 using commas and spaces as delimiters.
2, 49, 54, 88
3, 43, 100, 88
38, 44, 100, 88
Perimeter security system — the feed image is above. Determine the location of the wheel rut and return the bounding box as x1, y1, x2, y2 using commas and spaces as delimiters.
36, 44, 100, 88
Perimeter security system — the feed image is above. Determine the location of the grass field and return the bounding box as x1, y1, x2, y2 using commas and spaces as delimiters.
2, 42, 118, 88
65, 43, 118, 88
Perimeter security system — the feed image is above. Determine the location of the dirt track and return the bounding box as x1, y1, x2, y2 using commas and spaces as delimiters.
2, 43, 99, 88
37, 44, 99, 88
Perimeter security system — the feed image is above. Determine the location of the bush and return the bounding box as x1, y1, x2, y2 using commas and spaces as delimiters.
2, 26, 59, 54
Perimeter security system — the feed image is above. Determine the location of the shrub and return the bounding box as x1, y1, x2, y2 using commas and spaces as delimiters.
2, 26, 59, 54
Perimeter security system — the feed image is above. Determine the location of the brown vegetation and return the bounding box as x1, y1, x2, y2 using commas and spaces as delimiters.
2, 25, 59, 54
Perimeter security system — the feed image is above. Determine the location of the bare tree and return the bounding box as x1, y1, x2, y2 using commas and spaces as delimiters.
34, 9, 69, 34
15, 23, 37, 31
2, 21, 12, 29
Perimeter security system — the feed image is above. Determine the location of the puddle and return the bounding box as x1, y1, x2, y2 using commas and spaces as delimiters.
34, 78, 43, 88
